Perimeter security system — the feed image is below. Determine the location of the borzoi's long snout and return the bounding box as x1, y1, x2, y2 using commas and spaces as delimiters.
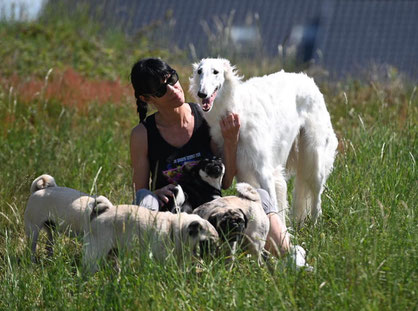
197, 76, 219, 100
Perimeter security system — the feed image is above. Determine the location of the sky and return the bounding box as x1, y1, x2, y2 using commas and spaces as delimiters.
0, 0, 47, 21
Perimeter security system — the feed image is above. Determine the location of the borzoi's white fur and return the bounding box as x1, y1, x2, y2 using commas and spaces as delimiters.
189, 58, 338, 225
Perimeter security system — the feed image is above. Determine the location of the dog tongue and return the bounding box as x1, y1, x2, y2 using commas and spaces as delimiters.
201, 90, 217, 112
202, 98, 212, 112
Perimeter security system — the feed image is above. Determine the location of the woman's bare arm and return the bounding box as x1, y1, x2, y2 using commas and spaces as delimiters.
130, 124, 176, 205
130, 124, 151, 191
211, 113, 240, 190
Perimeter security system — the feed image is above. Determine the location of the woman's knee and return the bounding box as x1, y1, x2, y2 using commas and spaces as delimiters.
135, 189, 159, 211
256, 188, 278, 214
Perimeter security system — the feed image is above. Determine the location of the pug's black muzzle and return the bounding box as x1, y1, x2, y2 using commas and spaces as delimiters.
198, 157, 224, 178
218, 215, 246, 243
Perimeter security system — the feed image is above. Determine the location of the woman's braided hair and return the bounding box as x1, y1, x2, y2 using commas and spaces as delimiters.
135, 92, 148, 123
130, 58, 175, 123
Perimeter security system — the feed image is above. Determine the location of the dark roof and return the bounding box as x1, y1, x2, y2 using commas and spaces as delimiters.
82, 0, 418, 80
316, 0, 418, 80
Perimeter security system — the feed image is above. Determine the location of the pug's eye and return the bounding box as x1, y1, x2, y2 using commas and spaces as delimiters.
213, 69, 219, 74
197, 69, 202, 75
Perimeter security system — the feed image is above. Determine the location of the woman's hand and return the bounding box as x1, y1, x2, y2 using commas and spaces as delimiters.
219, 113, 240, 189
220, 113, 240, 145
154, 184, 176, 207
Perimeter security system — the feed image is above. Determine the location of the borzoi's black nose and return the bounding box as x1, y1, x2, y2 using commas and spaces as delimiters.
197, 91, 207, 98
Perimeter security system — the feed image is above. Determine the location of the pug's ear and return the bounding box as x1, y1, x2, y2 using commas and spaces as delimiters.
239, 209, 248, 227
183, 162, 195, 172
188, 221, 202, 237
208, 214, 218, 228
184, 162, 194, 170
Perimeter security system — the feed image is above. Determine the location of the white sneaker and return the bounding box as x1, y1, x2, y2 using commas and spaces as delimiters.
289, 245, 313, 271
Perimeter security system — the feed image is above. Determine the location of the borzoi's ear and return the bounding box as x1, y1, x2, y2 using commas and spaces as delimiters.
222, 59, 232, 74
192, 62, 200, 74
222, 59, 231, 68
222, 59, 240, 81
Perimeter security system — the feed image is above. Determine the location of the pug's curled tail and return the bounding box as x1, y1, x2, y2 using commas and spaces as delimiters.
90, 196, 113, 221
30, 174, 57, 194
235, 183, 260, 202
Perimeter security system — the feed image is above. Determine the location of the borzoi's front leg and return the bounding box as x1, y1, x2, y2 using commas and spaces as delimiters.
273, 171, 289, 225
256, 167, 288, 225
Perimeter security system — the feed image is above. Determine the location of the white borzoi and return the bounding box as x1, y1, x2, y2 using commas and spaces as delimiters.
189, 58, 338, 225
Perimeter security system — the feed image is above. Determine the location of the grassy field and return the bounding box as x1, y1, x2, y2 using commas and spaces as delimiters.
0, 5, 417, 311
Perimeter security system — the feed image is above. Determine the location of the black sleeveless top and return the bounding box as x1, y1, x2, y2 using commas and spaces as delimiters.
142, 103, 213, 190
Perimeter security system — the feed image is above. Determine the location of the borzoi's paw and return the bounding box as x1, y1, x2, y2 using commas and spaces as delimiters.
311, 207, 322, 225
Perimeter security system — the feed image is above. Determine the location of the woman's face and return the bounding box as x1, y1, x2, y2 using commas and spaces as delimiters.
141, 71, 185, 109
153, 79, 185, 108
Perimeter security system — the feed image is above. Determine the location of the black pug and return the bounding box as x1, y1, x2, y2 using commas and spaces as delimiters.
166, 157, 225, 213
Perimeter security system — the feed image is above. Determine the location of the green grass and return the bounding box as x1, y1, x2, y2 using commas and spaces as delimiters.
0, 6, 417, 311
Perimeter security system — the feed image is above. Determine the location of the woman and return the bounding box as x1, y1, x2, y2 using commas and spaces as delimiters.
129, 58, 290, 257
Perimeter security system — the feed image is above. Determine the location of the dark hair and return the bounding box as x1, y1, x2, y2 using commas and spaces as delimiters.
130, 58, 175, 122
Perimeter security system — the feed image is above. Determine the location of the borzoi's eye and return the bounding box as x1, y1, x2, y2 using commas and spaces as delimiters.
197, 69, 202, 75
213, 70, 219, 74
